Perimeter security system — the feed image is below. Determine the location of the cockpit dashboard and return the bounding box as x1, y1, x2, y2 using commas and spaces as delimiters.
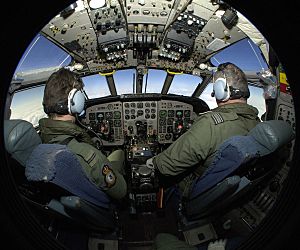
81, 93, 209, 146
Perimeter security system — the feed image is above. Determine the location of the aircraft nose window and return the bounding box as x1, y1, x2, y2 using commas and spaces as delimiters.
82, 74, 111, 98
168, 74, 202, 96
114, 69, 136, 94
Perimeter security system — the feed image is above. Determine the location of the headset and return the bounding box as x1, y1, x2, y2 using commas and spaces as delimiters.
44, 88, 86, 116
68, 88, 86, 116
211, 65, 231, 102
211, 72, 230, 102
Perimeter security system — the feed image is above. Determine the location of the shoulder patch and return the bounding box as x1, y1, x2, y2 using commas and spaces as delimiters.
211, 113, 224, 125
102, 164, 116, 188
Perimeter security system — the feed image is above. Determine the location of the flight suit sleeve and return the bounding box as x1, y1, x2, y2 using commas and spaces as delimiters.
68, 141, 127, 200
153, 115, 214, 176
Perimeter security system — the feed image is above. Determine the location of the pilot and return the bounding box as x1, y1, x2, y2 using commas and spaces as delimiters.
147, 62, 260, 197
39, 68, 127, 200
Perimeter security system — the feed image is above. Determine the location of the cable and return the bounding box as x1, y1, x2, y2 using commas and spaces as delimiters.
75, 114, 104, 149
247, 39, 265, 71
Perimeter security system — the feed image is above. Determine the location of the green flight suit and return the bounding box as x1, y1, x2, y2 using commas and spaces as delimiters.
153, 103, 260, 195
39, 118, 127, 200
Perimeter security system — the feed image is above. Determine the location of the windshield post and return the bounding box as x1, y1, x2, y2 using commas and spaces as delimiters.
161, 73, 174, 94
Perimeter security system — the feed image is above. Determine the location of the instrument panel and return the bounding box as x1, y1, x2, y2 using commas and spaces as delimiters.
83, 99, 195, 145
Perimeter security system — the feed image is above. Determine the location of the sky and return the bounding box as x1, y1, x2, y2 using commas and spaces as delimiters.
10, 34, 268, 126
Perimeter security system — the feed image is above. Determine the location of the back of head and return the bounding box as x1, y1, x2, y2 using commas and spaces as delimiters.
43, 68, 85, 116
212, 62, 250, 102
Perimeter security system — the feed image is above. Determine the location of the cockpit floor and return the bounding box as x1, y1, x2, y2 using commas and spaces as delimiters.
118, 191, 181, 249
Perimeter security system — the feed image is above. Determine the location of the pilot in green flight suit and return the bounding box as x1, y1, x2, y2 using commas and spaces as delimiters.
39, 68, 127, 200
149, 63, 260, 249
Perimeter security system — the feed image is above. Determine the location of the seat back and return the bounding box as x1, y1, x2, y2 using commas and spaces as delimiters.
185, 120, 294, 220
4, 119, 42, 166
4, 119, 116, 232
25, 143, 111, 208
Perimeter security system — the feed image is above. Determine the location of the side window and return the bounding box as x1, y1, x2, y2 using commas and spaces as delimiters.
199, 84, 266, 119
10, 86, 47, 127
248, 85, 266, 119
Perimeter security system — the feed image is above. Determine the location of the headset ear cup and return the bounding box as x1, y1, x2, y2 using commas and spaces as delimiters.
213, 78, 230, 101
68, 89, 86, 115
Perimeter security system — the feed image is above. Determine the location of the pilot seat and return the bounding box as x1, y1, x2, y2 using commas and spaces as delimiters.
177, 120, 294, 247
4, 119, 119, 246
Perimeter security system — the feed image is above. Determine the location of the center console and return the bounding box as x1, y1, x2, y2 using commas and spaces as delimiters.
125, 136, 160, 213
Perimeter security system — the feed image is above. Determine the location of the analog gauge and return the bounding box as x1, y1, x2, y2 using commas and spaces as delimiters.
130, 103, 136, 108
114, 120, 121, 127
97, 112, 104, 121
137, 110, 144, 117
114, 111, 121, 119
107, 104, 113, 110
105, 112, 113, 119
145, 102, 150, 107
125, 109, 130, 114
159, 119, 166, 126
184, 110, 191, 117
151, 102, 156, 107
167, 118, 174, 125
159, 110, 167, 118
89, 113, 96, 120
168, 110, 175, 117
124, 103, 130, 108
165, 133, 172, 140
176, 110, 183, 118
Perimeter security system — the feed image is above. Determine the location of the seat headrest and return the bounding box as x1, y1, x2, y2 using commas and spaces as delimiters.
4, 119, 42, 166
248, 120, 294, 156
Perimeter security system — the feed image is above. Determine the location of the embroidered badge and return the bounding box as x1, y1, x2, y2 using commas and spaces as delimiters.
102, 165, 116, 188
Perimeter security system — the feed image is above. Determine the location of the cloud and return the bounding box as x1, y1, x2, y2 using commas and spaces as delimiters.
11, 102, 46, 127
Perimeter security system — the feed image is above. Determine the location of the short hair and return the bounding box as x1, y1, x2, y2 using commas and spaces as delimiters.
43, 68, 84, 116
213, 62, 250, 99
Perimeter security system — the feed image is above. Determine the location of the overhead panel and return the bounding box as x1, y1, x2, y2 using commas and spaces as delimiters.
147, 0, 217, 72
194, 10, 247, 63
126, 0, 175, 25
125, 0, 176, 63
90, 0, 129, 62
41, 2, 98, 62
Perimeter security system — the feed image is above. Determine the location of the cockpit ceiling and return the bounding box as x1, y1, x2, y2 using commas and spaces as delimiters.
40, 0, 268, 75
